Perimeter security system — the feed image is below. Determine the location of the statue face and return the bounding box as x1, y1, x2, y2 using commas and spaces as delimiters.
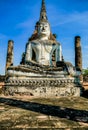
38, 22, 50, 37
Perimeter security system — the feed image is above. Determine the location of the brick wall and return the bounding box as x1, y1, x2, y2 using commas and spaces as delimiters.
83, 82, 88, 90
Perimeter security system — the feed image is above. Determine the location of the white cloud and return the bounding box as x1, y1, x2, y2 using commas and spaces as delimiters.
16, 18, 36, 29
59, 11, 88, 25
48, 9, 88, 27
16, 1, 40, 29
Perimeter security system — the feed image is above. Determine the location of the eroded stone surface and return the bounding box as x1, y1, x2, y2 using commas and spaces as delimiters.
0, 96, 88, 129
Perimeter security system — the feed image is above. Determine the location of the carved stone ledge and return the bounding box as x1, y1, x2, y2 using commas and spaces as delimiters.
5, 78, 81, 89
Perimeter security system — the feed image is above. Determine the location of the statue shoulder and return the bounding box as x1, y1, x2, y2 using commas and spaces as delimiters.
56, 41, 61, 46
26, 42, 31, 46
26, 41, 36, 47
47, 40, 61, 45
52, 40, 61, 46
26, 42, 32, 49
29, 40, 39, 44
56, 41, 61, 45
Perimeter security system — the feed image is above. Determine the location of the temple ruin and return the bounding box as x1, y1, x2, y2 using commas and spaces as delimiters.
4, 0, 83, 97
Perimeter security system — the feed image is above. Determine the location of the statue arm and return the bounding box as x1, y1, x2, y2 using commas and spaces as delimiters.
56, 43, 62, 62
25, 42, 32, 62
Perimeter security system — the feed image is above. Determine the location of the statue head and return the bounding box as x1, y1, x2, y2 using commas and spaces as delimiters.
37, 21, 50, 40
29, 0, 56, 41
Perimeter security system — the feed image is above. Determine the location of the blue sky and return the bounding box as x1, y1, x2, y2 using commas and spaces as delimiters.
0, 0, 88, 75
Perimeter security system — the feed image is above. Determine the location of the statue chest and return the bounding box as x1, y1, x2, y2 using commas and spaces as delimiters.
31, 42, 53, 54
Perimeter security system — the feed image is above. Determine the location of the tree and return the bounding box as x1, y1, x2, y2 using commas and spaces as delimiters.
83, 69, 88, 76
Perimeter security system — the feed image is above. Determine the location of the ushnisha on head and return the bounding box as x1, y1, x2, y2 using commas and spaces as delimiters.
29, 0, 56, 41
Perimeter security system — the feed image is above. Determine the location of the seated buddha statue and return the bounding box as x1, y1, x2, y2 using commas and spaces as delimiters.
4, 0, 82, 98
6, 0, 64, 77
24, 0, 62, 67
25, 21, 62, 67
6, 0, 76, 76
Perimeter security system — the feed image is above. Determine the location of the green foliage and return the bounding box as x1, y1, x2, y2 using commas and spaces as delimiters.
83, 69, 88, 76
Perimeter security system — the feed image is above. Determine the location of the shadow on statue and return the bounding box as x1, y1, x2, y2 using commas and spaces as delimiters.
0, 97, 88, 123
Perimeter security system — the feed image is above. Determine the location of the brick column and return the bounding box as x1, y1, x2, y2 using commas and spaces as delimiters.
75, 36, 83, 82
5, 40, 14, 74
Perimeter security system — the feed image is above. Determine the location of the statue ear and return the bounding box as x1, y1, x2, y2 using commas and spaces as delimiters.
48, 35, 51, 40
49, 33, 56, 41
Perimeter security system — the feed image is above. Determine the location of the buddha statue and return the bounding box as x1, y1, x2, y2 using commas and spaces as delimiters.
25, 21, 62, 67
4, 0, 82, 97
24, 0, 62, 67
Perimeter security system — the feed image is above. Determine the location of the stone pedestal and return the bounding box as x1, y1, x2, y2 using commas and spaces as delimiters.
4, 75, 82, 97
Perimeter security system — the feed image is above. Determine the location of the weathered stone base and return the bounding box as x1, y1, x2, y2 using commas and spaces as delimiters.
4, 85, 81, 97
4, 77, 82, 97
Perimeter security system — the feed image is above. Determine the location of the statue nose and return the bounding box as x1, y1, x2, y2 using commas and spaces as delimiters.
42, 27, 45, 30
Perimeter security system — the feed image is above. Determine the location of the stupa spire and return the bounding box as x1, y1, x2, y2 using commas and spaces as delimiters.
39, 0, 48, 22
